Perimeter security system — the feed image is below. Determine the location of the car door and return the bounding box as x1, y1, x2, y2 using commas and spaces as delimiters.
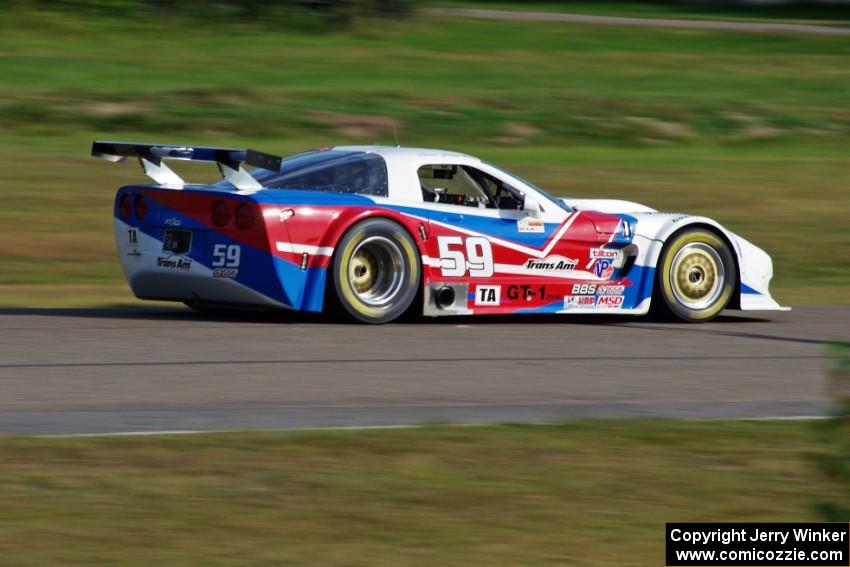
417, 161, 602, 313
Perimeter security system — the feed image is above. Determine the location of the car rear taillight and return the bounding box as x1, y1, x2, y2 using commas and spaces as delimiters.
235, 204, 255, 230
119, 194, 132, 220
212, 200, 230, 227
134, 195, 148, 220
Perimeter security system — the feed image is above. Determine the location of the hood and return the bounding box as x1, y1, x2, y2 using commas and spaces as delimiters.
561, 198, 656, 214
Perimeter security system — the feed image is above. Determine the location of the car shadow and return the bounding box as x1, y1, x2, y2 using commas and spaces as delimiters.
0, 305, 773, 326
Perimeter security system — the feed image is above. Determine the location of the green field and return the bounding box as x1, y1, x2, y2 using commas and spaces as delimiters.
0, 420, 842, 566
1, 6, 849, 306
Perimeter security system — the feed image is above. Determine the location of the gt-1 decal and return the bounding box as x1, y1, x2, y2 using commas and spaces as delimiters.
437, 236, 494, 277
506, 284, 561, 302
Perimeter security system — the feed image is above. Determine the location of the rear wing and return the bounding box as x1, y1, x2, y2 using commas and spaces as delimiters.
91, 141, 282, 191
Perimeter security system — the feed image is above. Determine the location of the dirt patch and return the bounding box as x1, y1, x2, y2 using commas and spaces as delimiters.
308, 111, 402, 140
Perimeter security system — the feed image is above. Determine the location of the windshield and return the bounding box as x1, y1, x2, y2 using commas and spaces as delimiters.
483, 161, 571, 211
252, 150, 388, 197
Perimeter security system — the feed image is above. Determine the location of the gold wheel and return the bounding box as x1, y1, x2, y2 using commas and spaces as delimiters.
658, 229, 736, 322
332, 219, 420, 324
670, 242, 724, 310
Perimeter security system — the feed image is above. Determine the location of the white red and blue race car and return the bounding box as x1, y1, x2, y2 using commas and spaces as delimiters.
92, 141, 787, 323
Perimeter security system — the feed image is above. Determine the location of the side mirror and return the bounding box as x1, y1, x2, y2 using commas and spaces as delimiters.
523, 194, 544, 217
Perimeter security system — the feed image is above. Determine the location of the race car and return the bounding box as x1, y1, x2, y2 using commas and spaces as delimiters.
92, 141, 787, 323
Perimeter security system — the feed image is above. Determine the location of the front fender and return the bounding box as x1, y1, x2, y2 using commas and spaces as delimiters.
631, 213, 788, 312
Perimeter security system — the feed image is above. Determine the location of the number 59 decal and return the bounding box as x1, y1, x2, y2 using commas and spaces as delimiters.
212, 244, 241, 268
437, 236, 494, 277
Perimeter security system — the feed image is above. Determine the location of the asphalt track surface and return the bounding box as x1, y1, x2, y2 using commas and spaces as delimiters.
431, 8, 850, 36
0, 305, 847, 435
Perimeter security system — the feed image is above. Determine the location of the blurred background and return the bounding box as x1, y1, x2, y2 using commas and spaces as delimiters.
0, 2, 848, 565
1, 0, 849, 307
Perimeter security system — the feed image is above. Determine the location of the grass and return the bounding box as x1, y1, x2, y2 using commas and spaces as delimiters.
0, 420, 840, 566
0, 7, 848, 305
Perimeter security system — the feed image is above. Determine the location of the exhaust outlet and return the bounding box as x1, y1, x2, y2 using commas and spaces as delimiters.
436, 286, 456, 309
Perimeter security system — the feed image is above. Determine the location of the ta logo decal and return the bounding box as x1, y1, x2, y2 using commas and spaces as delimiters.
474, 285, 500, 306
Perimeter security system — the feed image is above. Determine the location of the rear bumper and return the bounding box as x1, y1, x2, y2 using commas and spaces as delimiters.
115, 218, 287, 309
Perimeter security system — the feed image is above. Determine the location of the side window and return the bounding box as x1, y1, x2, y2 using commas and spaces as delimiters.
419, 164, 524, 210
418, 165, 490, 208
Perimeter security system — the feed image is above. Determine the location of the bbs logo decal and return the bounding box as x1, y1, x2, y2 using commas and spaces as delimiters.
571, 283, 597, 295
474, 285, 501, 306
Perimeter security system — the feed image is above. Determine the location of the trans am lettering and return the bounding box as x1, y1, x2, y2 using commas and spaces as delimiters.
156, 257, 191, 270
524, 255, 577, 272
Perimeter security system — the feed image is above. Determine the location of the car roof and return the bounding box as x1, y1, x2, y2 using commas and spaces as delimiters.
332, 145, 480, 163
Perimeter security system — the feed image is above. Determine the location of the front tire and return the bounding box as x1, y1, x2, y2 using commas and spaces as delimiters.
656, 227, 736, 323
331, 218, 421, 324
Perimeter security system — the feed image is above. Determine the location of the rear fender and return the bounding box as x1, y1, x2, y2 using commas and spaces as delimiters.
273, 204, 430, 312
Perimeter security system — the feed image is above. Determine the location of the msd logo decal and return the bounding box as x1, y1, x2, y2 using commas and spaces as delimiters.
596, 295, 624, 309
474, 285, 501, 306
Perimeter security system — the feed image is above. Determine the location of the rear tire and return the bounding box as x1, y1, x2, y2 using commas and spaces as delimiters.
331, 218, 420, 324
655, 228, 736, 323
